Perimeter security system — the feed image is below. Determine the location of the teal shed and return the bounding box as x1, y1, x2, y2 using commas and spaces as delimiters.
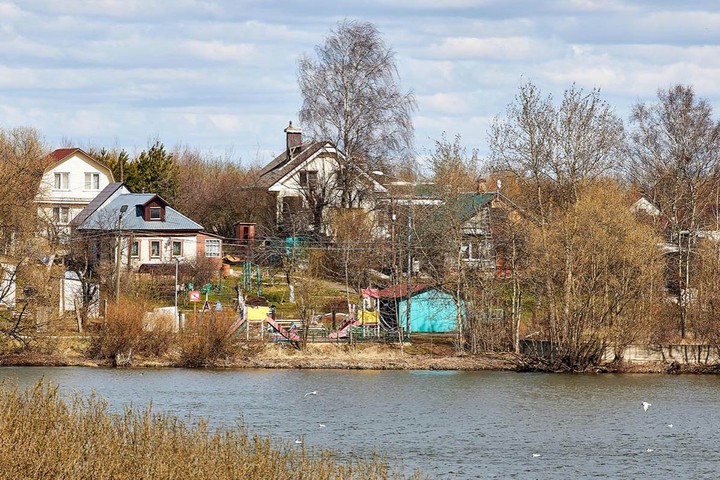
378, 284, 460, 333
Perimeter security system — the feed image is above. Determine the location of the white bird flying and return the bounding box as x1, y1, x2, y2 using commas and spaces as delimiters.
642, 401, 651, 412
532, 454, 541, 458
304, 391, 318, 397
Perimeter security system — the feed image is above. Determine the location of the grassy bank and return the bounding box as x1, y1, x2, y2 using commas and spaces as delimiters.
0, 381, 424, 480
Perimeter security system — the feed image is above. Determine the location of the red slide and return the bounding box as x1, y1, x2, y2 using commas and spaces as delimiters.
265, 317, 302, 343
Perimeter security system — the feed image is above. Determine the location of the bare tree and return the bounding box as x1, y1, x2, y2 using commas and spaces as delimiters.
298, 19, 416, 174
625, 84, 720, 339
489, 82, 657, 370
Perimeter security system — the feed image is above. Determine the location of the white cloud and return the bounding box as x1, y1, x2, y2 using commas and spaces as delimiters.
426, 36, 559, 61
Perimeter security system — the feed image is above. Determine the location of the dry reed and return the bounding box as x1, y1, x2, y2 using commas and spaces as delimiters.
0, 381, 426, 480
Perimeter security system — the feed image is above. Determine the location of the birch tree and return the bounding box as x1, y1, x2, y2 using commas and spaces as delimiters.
298, 19, 416, 176
625, 84, 720, 338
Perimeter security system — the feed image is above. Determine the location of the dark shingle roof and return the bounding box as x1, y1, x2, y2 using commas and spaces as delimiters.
256, 141, 328, 189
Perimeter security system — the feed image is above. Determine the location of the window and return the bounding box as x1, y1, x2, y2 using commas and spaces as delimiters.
298, 170, 318, 189
84, 172, 100, 190
172, 241, 182, 257
54, 172, 69, 190
131, 241, 139, 257
149, 207, 162, 220
150, 240, 161, 258
52, 206, 70, 224
205, 239, 220, 257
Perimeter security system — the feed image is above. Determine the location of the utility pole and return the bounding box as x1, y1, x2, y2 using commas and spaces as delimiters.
115, 205, 128, 303
405, 210, 412, 341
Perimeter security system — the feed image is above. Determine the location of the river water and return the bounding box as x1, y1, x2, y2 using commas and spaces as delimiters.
0, 367, 718, 479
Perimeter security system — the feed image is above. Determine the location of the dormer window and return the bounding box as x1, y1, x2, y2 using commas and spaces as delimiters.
149, 207, 162, 220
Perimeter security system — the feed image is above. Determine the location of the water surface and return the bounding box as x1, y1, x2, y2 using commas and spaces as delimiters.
1, 367, 718, 479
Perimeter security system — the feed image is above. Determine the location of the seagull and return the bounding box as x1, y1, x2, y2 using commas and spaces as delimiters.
532, 454, 541, 458
646, 448, 654, 453
295, 439, 303, 444
667, 424, 673, 428
642, 401, 651, 412
304, 391, 318, 397
319, 424, 326, 428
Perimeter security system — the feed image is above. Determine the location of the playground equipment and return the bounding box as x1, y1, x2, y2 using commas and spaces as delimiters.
265, 315, 301, 347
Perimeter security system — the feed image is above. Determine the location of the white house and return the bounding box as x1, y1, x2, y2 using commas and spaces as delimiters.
35, 148, 115, 237
72, 183, 223, 271
256, 122, 388, 234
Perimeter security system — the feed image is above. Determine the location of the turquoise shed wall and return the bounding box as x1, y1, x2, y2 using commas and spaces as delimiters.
397, 289, 459, 333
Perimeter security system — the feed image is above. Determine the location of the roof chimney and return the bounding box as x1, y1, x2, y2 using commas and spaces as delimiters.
285, 121, 302, 155
476, 177, 487, 193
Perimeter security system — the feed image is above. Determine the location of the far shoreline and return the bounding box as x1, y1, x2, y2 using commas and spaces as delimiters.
1, 348, 717, 375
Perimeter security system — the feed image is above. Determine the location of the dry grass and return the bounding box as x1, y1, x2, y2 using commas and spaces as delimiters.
178, 310, 241, 367
88, 300, 175, 366
0, 381, 426, 480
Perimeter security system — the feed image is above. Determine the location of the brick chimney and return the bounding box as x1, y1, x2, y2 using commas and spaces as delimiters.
285, 121, 302, 154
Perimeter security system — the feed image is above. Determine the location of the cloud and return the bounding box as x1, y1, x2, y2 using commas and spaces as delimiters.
425, 36, 561, 61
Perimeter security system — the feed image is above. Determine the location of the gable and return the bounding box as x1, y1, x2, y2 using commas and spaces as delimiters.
47, 149, 114, 181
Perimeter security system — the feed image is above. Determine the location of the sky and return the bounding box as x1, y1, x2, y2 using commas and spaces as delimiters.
2, 0, 720, 167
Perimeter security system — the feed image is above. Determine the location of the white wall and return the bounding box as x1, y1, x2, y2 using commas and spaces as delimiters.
36, 151, 113, 229
123, 235, 201, 269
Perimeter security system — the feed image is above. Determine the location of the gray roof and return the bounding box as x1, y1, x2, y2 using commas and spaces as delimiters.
70, 182, 125, 227
77, 193, 204, 232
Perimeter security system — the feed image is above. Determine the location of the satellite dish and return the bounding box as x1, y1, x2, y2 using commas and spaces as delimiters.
496, 179, 502, 191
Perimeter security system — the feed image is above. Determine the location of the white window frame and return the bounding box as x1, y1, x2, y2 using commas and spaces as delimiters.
52, 206, 70, 224
205, 239, 220, 257
54, 172, 69, 190
84, 172, 100, 190
172, 240, 182, 257
130, 241, 139, 258
149, 207, 162, 220
150, 240, 161, 258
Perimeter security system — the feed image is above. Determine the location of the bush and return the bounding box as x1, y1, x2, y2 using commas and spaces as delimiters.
88, 300, 175, 366
178, 310, 240, 367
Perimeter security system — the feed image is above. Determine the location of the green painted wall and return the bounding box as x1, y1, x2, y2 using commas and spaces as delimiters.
397, 289, 460, 333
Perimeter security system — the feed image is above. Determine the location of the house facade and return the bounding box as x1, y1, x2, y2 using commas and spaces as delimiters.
35, 148, 115, 237
254, 122, 387, 235
72, 183, 222, 271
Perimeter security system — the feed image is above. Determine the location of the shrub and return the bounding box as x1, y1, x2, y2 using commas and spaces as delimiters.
178, 310, 240, 367
89, 300, 176, 366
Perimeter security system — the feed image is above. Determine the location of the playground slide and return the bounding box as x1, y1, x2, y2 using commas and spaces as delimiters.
225, 316, 247, 338
328, 318, 359, 339
265, 317, 302, 343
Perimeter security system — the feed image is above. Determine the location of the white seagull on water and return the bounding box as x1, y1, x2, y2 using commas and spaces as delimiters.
304, 391, 318, 397
295, 439, 303, 445
642, 401, 651, 412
